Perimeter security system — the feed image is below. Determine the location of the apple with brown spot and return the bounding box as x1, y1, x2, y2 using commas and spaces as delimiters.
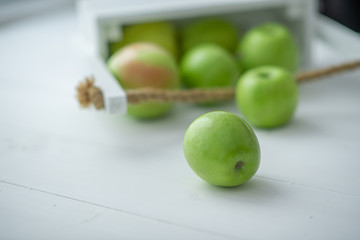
107, 42, 180, 119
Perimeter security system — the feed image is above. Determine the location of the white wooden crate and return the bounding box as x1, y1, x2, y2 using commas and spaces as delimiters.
77, 0, 315, 114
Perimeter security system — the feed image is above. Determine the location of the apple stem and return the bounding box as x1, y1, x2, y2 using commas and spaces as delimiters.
258, 72, 271, 78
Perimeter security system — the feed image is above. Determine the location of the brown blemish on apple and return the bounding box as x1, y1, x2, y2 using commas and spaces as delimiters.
122, 60, 177, 89
235, 161, 243, 170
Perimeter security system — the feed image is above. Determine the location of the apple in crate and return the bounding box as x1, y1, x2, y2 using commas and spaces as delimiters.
107, 42, 180, 119
180, 18, 238, 53
180, 43, 239, 89
109, 22, 179, 59
237, 23, 298, 72
183, 111, 260, 187
236, 66, 298, 128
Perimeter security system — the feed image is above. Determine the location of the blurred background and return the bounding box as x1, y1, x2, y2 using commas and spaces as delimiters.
319, 0, 360, 32
0, 0, 359, 33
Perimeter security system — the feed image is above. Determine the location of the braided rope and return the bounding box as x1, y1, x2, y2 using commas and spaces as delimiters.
295, 60, 360, 82
126, 87, 236, 104
76, 60, 360, 108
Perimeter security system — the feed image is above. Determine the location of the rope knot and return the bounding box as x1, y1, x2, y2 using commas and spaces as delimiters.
76, 76, 104, 109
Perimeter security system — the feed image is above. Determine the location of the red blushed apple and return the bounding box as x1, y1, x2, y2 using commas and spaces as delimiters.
107, 42, 180, 119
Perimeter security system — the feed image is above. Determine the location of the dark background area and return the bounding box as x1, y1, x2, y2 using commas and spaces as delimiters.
319, 0, 360, 32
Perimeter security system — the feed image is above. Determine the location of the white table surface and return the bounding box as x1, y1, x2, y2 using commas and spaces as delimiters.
0, 5, 360, 240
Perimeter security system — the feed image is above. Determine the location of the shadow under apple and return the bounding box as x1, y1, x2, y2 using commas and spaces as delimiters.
197, 176, 283, 205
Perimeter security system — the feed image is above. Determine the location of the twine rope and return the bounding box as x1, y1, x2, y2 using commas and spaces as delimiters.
295, 60, 360, 82
76, 60, 360, 108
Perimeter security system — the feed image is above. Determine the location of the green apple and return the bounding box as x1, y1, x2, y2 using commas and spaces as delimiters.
237, 22, 298, 72
107, 42, 180, 119
236, 66, 298, 128
108, 21, 178, 59
183, 111, 260, 187
180, 43, 240, 89
181, 18, 238, 53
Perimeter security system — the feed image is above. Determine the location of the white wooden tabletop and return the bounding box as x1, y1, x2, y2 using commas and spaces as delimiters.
0, 6, 360, 240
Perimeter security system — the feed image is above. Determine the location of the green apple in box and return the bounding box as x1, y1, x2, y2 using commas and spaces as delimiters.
236, 66, 298, 128
180, 43, 240, 89
107, 43, 180, 119
183, 111, 261, 187
237, 23, 299, 72
109, 21, 179, 59
181, 18, 238, 53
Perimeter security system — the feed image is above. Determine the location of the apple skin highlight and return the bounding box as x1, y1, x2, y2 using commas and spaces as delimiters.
183, 111, 261, 187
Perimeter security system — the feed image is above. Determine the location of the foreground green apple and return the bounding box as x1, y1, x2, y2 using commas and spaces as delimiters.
180, 44, 239, 89
109, 21, 178, 58
184, 111, 260, 187
181, 18, 238, 53
107, 43, 180, 119
237, 22, 298, 72
236, 66, 298, 128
